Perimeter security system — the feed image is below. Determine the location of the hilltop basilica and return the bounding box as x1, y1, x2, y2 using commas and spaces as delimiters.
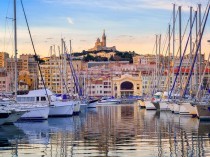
88, 30, 117, 52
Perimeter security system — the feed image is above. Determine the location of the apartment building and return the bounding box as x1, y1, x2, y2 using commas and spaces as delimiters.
0, 52, 9, 68
38, 56, 83, 94
0, 68, 12, 94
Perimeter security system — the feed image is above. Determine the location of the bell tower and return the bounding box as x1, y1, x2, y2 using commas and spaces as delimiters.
102, 29, 106, 47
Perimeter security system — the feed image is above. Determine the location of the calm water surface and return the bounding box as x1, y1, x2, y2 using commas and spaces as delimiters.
1, 104, 210, 157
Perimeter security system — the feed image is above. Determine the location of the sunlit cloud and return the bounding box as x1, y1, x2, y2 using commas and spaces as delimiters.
67, 17, 74, 25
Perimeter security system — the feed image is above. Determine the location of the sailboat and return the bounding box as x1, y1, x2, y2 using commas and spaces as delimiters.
45, 46, 75, 117
0, 0, 31, 125
194, 53, 210, 120
1, 0, 51, 120
178, 4, 209, 117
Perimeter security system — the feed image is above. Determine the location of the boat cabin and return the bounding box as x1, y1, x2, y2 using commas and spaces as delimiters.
16, 89, 53, 103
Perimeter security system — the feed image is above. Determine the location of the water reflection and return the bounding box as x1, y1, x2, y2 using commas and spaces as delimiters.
0, 104, 210, 156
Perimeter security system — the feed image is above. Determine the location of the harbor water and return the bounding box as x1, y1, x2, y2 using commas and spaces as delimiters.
1, 104, 210, 157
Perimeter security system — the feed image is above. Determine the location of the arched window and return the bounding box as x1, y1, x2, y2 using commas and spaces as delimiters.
120, 81, 134, 90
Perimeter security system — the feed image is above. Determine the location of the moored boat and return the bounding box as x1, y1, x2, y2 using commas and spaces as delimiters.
49, 101, 74, 117
15, 89, 50, 120
88, 99, 98, 108
195, 102, 210, 120
145, 100, 156, 110
179, 102, 197, 117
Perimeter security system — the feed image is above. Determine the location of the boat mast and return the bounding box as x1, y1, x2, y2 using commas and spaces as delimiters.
168, 24, 171, 94
172, 4, 176, 97
155, 34, 158, 94
195, 10, 198, 92
179, 6, 182, 91
159, 34, 161, 91
198, 4, 202, 98
14, 0, 18, 100
190, 6, 193, 93
61, 38, 64, 94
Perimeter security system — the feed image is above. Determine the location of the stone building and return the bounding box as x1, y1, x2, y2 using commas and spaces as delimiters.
38, 56, 83, 94
6, 54, 38, 90
0, 52, 9, 68
88, 30, 116, 51
0, 68, 12, 94
112, 74, 142, 98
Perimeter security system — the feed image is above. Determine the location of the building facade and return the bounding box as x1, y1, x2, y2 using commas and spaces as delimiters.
0, 52, 9, 68
88, 30, 116, 51
112, 74, 142, 98
0, 68, 12, 94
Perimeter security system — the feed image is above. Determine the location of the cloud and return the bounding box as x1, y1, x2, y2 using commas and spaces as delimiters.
67, 17, 74, 25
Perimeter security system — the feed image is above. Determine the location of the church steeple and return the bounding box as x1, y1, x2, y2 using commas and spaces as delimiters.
102, 29, 106, 47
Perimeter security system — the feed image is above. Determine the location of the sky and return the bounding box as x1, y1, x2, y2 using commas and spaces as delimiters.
0, 0, 210, 58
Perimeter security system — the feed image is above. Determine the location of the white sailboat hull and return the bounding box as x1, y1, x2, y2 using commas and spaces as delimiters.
96, 101, 119, 106
145, 101, 156, 110
179, 102, 197, 116
168, 103, 174, 112
4, 110, 26, 124
159, 101, 170, 111
196, 104, 210, 120
88, 101, 98, 108
21, 106, 49, 120
173, 103, 180, 114
49, 101, 74, 117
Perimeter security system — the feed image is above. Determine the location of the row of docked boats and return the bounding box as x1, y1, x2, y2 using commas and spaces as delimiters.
0, 89, 85, 125
138, 92, 210, 120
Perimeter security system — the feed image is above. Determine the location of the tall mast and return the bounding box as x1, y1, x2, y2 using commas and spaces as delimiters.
159, 34, 161, 91
14, 0, 18, 99
198, 4, 202, 92
69, 40, 74, 95
61, 38, 64, 94
190, 6, 193, 93
155, 34, 158, 93
179, 6, 182, 90
172, 4, 176, 95
50, 46, 52, 89
195, 11, 198, 91
168, 24, 171, 93
63, 40, 67, 94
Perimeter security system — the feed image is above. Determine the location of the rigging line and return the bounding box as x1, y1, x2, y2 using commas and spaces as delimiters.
174, 16, 190, 60
56, 46, 70, 97
196, 53, 210, 98
151, 40, 156, 55
3, 0, 11, 51
67, 41, 82, 97
5, 20, 13, 52
169, 11, 197, 98
160, 7, 179, 55
196, 0, 210, 36
20, 0, 50, 105
156, 24, 175, 91
180, 43, 196, 82
182, 4, 210, 97
152, 7, 179, 92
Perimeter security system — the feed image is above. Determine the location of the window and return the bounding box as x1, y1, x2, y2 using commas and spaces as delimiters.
41, 97, 46, 101
36, 97, 39, 101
